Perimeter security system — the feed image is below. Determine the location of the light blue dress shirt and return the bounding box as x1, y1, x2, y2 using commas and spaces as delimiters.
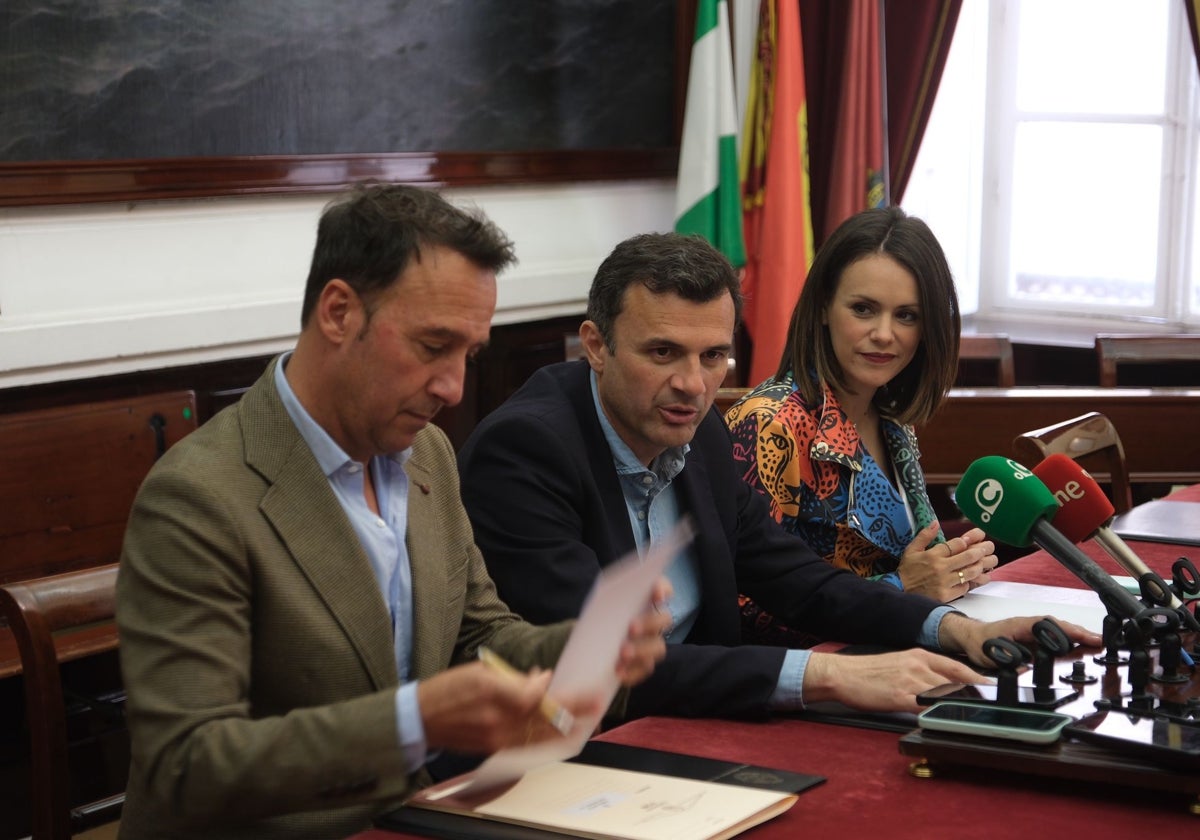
275, 354, 427, 771
589, 371, 953, 709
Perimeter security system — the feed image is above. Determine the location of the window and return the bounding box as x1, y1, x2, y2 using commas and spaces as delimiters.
902, 0, 1200, 328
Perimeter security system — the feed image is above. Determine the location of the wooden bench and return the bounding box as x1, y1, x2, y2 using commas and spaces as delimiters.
0, 391, 198, 678
916, 386, 1200, 490
1095, 334, 1200, 386
1, 564, 124, 837
957, 334, 1016, 387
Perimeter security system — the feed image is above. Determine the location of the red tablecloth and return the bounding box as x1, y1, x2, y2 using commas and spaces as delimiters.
353, 713, 1198, 840
352, 486, 1200, 839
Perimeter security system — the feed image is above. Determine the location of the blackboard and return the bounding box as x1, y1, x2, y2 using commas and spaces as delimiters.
0, 0, 675, 162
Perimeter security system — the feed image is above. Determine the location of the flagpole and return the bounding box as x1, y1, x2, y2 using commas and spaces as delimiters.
877, 0, 891, 206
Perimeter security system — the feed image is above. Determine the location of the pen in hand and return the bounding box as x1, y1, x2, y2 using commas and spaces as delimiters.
477, 646, 575, 736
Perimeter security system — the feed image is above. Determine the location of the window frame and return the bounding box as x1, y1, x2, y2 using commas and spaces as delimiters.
975, 0, 1199, 329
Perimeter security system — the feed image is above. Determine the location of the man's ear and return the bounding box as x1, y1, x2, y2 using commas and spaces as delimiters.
578, 321, 608, 372
315, 279, 361, 346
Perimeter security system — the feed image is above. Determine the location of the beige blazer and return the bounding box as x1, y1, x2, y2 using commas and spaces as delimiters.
116, 360, 571, 840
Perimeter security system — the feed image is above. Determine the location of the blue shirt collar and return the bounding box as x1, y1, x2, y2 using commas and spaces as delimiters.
273, 351, 411, 477
588, 368, 688, 481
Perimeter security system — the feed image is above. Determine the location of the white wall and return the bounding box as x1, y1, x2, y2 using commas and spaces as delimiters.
0, 179, 676, 388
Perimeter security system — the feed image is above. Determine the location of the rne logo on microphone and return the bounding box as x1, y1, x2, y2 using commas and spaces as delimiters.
1052, 481, 1084, 506
973, 478, 1004, 522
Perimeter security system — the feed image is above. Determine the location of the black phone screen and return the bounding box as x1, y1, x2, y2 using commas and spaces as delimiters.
1066, 711, 1200, 770
916, 682, 1080, 709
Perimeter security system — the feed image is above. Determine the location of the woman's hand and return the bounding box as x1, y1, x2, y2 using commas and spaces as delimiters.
896, 522, 999, 602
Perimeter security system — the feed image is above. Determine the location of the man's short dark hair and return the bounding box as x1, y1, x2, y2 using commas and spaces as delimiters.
300, 183, 517, 326
586, 232, 742, 352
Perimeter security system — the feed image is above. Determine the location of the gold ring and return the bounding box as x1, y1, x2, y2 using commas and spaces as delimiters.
957, 570, 965, 586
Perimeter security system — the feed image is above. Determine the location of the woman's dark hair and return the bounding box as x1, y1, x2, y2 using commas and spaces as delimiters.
777, 206, 960, 426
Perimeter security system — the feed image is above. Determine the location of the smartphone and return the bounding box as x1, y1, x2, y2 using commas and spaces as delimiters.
1065, 711, 1200, 771
916, 682, 1080, 709
918, 701, 1074, 745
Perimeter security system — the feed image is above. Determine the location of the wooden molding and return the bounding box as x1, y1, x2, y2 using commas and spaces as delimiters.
0, 148, 677, 207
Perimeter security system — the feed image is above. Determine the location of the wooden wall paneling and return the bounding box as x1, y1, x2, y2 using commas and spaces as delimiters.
917, 387, 1200, 489
0, 392, 198, 587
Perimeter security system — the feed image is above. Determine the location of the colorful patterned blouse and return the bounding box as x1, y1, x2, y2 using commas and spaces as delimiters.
724, 372, 945, 645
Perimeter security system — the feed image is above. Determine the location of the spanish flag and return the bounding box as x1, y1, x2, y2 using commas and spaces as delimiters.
741, 0, 814, 385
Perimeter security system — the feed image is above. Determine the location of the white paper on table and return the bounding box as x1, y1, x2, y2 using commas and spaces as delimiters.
462, 518, 696, 794
952, 580, 1110, 634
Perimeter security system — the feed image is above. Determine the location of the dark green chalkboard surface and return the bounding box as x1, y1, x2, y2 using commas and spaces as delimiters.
0, 0, 674, 162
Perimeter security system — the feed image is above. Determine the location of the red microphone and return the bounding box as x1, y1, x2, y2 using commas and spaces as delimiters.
1032, 454, 1183, 610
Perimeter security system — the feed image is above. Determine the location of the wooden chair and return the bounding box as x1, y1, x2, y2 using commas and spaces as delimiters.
957, 334, 1016, 387
714, 387, 751, 417
1012, 411, 1133, 514
0, 392, 194, 837
1095, 334, 1200, 386
0, 390, 197, 678
0, 564, 124, 839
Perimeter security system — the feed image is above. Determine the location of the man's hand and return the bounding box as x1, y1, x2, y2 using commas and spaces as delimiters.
803, 649, 991, 713
418, 663, 599, 754
937, 612, 1103, 668
418, 578, 673, 754
615, 577, 672, 685
898, 523, 998, 602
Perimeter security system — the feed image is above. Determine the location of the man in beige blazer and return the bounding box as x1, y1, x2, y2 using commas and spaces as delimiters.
115, 184, 668, 839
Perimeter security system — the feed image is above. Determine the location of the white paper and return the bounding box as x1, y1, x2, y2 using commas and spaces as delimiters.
470, 761, 793, 840
953, 580, 1110, 634
466, 518, 695, 792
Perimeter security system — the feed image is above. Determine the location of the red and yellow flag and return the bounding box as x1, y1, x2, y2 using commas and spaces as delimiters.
740, 0, 814, 386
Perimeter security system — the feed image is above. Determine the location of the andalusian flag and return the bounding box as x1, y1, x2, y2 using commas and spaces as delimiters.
675, 0, 746, 267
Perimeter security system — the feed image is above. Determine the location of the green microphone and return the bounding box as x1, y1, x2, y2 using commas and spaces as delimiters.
956, 455, 1145, 620
956, 456, 1057, 547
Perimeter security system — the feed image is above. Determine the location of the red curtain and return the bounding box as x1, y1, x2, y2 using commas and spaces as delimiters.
820, 0, 886, 243
1186, 0, 1200, 72
798, 0, 961, 247
884, 0, 962, 203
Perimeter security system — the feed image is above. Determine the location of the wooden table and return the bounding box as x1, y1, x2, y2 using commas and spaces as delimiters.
355, 486, 1200, 838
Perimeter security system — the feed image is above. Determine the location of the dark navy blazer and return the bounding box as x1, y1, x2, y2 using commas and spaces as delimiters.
458, 360, 939, 719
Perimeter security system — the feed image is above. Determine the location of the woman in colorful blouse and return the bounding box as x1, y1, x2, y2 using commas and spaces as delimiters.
726, 207, 998, 642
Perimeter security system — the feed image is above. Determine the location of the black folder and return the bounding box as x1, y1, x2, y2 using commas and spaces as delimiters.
375, 741, 824, 839
1111, 500, 1200, 546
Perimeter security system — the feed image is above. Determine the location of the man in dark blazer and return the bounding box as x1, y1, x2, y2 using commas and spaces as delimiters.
458, 231, 1101, 721
115, 185, 668, 840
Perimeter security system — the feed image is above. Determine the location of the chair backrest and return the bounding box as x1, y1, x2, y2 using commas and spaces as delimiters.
1011, 411, 1133, 513
1095, 334, 1200, 387
0, 564, 123, 840
957, 334, 1016, 387
714, 387, 751, 417
0, 390, 197, 586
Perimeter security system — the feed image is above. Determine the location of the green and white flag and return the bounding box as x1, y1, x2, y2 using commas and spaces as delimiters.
674, 0, 746, 267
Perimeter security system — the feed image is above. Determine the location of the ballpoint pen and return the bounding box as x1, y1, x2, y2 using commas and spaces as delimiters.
477, 646, 575, 736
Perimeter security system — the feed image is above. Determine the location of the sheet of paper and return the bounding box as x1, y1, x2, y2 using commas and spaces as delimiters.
468, 761, 795, 840
953, 580, 1109, 634
466, 518, 695, 792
